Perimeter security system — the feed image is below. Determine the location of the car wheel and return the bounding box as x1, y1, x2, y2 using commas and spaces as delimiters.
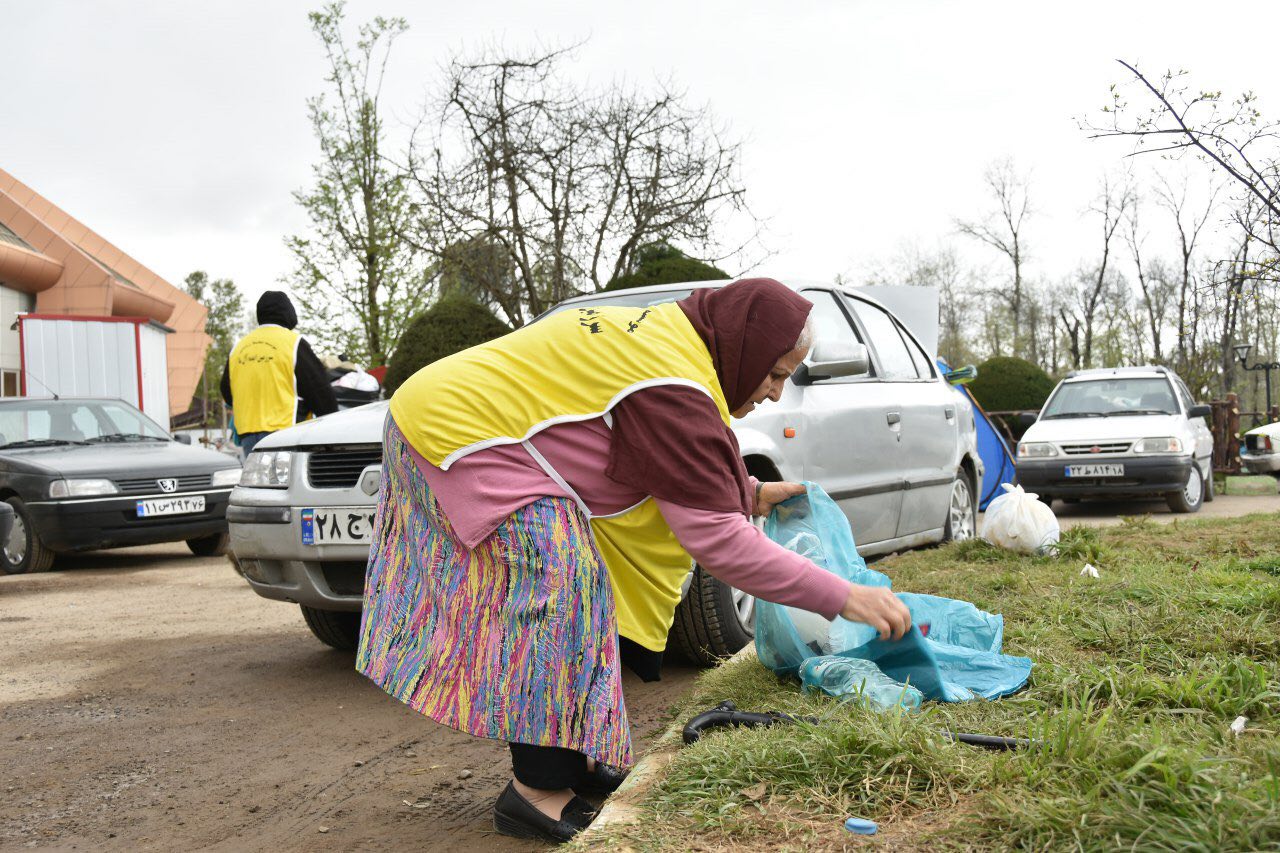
1037, 493, 1054, 508
186, 532, 229, 557
1166, 465, 1204, 514
2, 497, 55, 575
1203, 465, 1216, 503
669, 564, 754, 667
301, 605, 361, 651
943, 473, 976, 542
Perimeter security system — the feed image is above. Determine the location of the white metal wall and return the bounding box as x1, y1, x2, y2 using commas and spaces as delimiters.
18, 318, 162, 416
137, 323, 170, 423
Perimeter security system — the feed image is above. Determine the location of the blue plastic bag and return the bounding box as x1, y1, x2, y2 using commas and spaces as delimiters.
754, 483, 1032, 705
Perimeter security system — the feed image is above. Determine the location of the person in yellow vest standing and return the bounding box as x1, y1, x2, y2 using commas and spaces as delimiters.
356, 278, 911, 843
220, 291, 338, 455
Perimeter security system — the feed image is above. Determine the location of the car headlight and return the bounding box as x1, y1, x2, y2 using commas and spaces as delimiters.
240, 451, 293, 487
1017, 442, 1058, 458
1133, 437, 1184, 454
212, 467, 243, 488
49, 478, 119, 498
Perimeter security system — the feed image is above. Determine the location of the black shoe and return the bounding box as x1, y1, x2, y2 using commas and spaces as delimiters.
574, 763, 629, 796
493, 781, 598, 843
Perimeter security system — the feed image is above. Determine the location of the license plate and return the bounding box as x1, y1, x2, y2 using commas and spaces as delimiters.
136, 496, 206, 517
1065, 464, 1125, 478
301, 507, 377, 545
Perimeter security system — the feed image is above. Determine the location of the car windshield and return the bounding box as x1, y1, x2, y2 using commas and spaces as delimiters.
539, 288, 696, 319
0, 399, 172, 448
1040, 377, 1178, 419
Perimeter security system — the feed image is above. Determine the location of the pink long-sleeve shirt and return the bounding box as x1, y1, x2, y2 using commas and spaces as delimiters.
404, 415, 850, 620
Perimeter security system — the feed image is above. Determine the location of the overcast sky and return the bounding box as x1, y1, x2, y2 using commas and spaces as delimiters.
5, 0, 1277, 309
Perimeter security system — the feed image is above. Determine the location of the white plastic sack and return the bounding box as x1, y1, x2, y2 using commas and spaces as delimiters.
981, 483, 1060, 555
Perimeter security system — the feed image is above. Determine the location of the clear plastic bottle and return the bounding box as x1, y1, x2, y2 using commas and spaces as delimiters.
799, 655, 923, 711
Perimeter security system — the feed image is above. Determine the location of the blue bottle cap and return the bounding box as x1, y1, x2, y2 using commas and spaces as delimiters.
844, 817, 878, 835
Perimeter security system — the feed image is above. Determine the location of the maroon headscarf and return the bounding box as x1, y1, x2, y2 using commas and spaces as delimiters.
606, 279, 813, 515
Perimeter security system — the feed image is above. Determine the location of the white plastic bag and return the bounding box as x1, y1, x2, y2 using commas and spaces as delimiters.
981, 483, 1060, 555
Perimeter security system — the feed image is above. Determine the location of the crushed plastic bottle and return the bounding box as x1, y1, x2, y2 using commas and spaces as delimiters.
799, 655, 923, 711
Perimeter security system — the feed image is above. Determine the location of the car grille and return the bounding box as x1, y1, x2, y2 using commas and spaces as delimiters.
307, 445, 383, 489
1061, 442, 1132, 455
114, 474, 213, 494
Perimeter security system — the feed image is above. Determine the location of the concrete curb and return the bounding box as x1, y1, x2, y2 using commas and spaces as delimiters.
573, 645, 758, 847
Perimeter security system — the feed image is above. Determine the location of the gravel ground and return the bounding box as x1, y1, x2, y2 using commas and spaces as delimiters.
0, 546, 700, 851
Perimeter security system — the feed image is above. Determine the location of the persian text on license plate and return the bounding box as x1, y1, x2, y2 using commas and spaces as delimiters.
136, 496, 206, 517
1065, 464, 1125, 478
301, 507, 377, 545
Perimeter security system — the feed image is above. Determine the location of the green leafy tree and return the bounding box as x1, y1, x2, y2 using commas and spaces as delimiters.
969, 356, 1056, 412
602, 243, 728, 292
183, 271, 245, 420
382, 297, 511, 395
285, 2, 422, 366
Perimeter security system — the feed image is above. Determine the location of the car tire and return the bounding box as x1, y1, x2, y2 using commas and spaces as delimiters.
943, 472, 977, 542
669, 564, 754, 667
301, 605, 361, 651
1166, 465, 1205, 514
1203, 465, 1216, 503
2, 497, 55, 575
1037, 493, 1054, 508
186, 532, 229, 557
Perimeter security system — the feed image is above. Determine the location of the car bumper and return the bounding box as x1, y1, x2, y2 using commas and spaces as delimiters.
227, 487, 369, 612
25, 490, 231, 552
1240, 451, 1280, 475
1015, 456, 1194, 496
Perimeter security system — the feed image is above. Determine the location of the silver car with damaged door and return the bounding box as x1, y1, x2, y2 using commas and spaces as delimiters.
227, 279, 982, 664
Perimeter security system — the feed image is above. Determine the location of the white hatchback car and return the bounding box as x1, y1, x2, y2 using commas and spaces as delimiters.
1016, 366, 1214, 512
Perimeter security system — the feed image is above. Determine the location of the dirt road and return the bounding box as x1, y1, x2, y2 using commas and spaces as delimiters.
0, 546, 700, 851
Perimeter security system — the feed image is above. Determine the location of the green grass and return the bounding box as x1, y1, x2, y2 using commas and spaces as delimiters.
589, 513, 1280, 852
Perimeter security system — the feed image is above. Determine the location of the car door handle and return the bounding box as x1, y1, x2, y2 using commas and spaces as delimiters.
886, 412, 901, 426
944, 405, 956, 419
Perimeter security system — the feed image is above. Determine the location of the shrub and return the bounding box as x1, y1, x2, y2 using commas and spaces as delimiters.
969, 356, 1055, 412
382, 297, 510, 395
603, 243, 728, 292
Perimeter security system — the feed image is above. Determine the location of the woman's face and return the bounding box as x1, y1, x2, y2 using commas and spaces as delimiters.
732, 346, 810, 418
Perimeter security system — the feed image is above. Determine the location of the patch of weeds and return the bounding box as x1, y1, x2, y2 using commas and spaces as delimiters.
1052, 525, 1113, 564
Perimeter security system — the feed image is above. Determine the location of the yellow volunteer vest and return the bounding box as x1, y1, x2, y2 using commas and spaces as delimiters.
390, 301, 729, 651
228, 324, 301, 434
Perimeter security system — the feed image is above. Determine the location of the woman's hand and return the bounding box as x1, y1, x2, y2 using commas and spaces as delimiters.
754, 481, 806, 517
840, 584, 912, 641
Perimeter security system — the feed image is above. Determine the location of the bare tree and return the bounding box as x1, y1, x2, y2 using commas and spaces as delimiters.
1059, 174, 1136, 368
1152, 173, 1220, 372
285, 3, 422, 365
1088, 61, 1279, 282
955, 159, 1033, 357
407, 46, 756, 325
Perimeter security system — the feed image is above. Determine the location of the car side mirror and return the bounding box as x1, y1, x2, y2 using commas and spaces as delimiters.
943, 364, 978, 386
1017, 412, 1039, 427
792, 341, 870, 386
1188, 404, 1212, 419
173, 433, 192, 445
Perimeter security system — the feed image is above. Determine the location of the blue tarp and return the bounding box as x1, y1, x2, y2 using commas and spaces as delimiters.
937, 358, 1017, 510
755, 483, 1033, 704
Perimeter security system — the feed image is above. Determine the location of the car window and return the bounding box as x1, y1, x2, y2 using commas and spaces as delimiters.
1041, 377, 1178, 418
901, 327, 935, 379
1173, 378, 1195, 413
800, 290, 871, 378
844, 298, 919, 380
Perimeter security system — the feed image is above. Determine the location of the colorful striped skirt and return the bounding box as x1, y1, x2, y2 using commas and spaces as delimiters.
355, 417, 632, 768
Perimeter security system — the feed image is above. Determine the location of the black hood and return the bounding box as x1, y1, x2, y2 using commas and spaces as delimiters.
256, 291, 298, 329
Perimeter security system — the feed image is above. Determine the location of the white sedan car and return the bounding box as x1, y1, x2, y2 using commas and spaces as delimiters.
227, 280, 982, 664
1241, 422, 1280, 477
